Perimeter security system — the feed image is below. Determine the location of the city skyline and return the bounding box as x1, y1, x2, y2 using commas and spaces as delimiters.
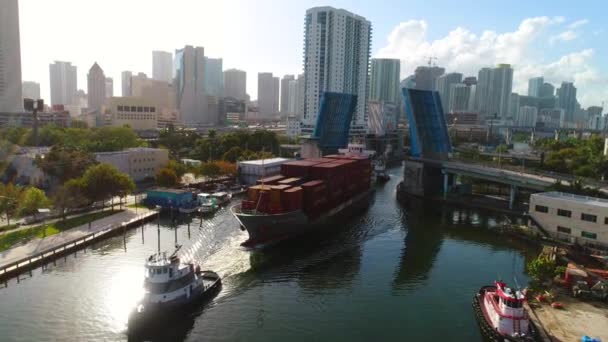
14, 0, 608, 108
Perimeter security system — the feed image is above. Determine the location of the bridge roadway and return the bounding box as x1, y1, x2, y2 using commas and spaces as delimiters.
413, 158, 608, 209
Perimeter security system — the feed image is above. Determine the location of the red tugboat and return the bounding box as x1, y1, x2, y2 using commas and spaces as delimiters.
472, 281, 539, 341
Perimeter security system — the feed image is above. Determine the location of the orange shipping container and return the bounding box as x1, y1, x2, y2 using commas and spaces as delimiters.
278, 177, 302, 186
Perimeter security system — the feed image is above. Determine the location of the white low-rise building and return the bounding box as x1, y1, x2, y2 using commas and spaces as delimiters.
529, 191, 608, 248
237, 158, 291, 185
95, 147, 169, 182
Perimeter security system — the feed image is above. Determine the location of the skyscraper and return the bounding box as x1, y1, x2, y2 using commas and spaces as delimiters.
528, 77, 543, 97
436, 73, 463, 112
87, 62, 106, 111
273, 76, 280, 115
448, 84, 470, 113
287, 78, 299, 115
369, 58, 401, 105
174, 46, 207, 125
539, 82, 555, 98
302, 6, 372, 135
22, 82, 41, 100
121, 71, 132, 97
509, 93, 520, 118
21, 81, 40, 100
280, 75, 295, 114
0, 0, 22, 112
105, 77, 114, 98
152, 50, 173, 83
476, 64, 513, 118
49, 61, 78, 106
258, 72, 277, 119
414, 66, 445, 91
517, 106, 538, 127
223, 69, 247, 101
556, 82, 577, 123
203, 57, 223, 97
296, 73, 305, 117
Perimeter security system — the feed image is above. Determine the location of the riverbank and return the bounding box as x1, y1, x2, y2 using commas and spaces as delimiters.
0, 208, 157, 281
528, 287, 608, 341
0, 210, 122, 251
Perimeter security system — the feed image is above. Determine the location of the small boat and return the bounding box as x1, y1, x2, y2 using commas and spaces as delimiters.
374, 157, 390, 182
197, 193, 218, 215
472, 281, 539, 341
128, 246, 221, 331
211, 192, 232, 206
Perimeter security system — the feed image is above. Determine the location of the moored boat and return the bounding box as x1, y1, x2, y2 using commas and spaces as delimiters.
128, 246, 221, 332
197, 193, 218, 215
472, 281, 539, 341
211, 192, 232, 206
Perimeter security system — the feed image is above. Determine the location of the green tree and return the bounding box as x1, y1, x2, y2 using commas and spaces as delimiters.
527, 256, 556, 282
80, 163, 135, 210
222, 146, 243, 163
18, 187, 51, 219
0, 183, 22, 225
70, 120, 89, 128
197, 162, 221, 179
52, 179, 88, 220
166, 159, 187, 178
35, 146, 97, 184
155, 168, 179, 187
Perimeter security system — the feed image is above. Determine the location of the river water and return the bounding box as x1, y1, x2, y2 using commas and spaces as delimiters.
0, 167, 537, 341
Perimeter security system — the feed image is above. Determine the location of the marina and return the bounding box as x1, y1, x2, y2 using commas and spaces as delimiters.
0, 167, 539, 341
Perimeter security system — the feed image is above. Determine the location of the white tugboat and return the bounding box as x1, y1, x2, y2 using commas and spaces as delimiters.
128, 246, 221, 330
472, 281, 539, 341
373, 157, 390, 182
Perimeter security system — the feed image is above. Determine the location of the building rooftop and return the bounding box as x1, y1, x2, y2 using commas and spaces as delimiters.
95, 147, 166, 156
238, 158, 291, 166
148, 187, 191, 194
534, 191, 608, 208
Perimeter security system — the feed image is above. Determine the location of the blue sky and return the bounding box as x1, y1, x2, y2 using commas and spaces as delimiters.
20, 0, 607, 107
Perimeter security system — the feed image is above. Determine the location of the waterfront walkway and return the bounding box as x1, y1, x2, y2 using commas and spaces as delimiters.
0, 208, 156, 278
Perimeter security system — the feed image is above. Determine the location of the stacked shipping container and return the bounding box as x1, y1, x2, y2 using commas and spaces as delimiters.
242, 156, 371, 216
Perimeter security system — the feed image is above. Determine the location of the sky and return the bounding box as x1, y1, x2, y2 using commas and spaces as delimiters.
18, 0, 608, 108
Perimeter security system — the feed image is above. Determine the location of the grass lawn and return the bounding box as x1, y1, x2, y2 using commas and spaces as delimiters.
0, 210, 123, 252
127, 203, 148, 209
0, 224, 19, 233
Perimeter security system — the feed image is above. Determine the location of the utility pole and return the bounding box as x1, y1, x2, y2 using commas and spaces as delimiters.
23, 98, 44, 147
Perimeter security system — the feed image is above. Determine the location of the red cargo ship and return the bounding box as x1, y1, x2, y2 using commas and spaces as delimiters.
231, 154, 374, 248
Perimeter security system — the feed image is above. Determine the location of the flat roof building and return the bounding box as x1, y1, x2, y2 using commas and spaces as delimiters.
530, 191, 608, 248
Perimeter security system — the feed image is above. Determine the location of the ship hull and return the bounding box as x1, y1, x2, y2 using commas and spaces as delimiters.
233, 189, 374, 247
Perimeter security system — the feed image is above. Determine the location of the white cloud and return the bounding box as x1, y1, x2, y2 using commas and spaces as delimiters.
376, 17, 605, 107
550, 30, 578, 44
568, 19, 589, 29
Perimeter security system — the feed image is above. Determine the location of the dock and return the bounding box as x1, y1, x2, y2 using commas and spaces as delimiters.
0, 208, 158, 281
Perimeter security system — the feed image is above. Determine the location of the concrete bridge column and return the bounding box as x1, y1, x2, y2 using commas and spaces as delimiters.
506, 128, 512, 145
530, 130, 535, 145
554, 129, 560, 141
443, 171, 449, 200
509, 185, 517, 210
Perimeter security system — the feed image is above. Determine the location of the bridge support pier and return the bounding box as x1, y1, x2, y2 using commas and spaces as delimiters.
443, 172, 449, 200
509, 185, 517, 210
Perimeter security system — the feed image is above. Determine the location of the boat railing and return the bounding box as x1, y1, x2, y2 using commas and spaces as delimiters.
231, 204, 270, 216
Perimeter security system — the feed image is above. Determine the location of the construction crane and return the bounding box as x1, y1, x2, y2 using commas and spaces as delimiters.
425, 56, 438, 67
